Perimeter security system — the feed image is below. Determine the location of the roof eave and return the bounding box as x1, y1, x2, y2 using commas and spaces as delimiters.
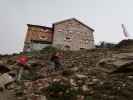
53, 18, 94, 32
27, 24, 52, 30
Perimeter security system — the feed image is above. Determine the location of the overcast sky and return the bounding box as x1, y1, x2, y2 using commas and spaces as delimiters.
0, 0, 133, 54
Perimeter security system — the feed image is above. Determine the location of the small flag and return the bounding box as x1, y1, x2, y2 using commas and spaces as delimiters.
121, 24, 129, 37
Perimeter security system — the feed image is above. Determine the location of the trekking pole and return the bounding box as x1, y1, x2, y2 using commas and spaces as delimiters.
17, 67, 24, 82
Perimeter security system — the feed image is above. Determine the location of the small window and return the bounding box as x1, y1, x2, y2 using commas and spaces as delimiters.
44, 29, 49, 32
66, 37, 71, 40
41, 36, 45, 38
40, 36, 48, 40
68, 23, 72, 26
68, 30, 73, 34
65, 45, 71, 50
58, 29, 63, 32
85, 40, 89, 43
65, 45, 70, 48
80, 48, 85, 50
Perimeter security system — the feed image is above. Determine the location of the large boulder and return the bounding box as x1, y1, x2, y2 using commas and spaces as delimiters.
96, 53, 133, 73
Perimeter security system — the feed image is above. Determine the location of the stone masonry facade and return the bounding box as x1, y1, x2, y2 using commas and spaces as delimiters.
53, 18, 95, 50
24, 18, 95, 51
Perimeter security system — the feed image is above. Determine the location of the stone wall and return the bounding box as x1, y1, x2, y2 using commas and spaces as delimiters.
63, 49, 112, 69
53, 19, 95, 50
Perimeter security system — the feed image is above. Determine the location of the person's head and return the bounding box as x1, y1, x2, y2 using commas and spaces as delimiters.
55, 52, 60, 56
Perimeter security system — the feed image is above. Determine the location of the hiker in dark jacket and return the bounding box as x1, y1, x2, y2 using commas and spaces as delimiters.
50, 52, 63, 71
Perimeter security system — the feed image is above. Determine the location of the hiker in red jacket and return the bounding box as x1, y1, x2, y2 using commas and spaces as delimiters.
16, 55, 29, 81
17, 55, 29, 66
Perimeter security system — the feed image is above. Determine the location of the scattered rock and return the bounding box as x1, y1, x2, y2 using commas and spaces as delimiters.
75, 74, 87, 79
0, 47, 133, 100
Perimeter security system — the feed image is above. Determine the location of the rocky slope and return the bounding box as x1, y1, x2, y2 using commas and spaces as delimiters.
0, 47, 133, 100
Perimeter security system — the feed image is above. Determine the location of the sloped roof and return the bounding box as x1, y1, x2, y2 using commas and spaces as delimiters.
27, 24, 52, 30
53, 18, 94, 31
